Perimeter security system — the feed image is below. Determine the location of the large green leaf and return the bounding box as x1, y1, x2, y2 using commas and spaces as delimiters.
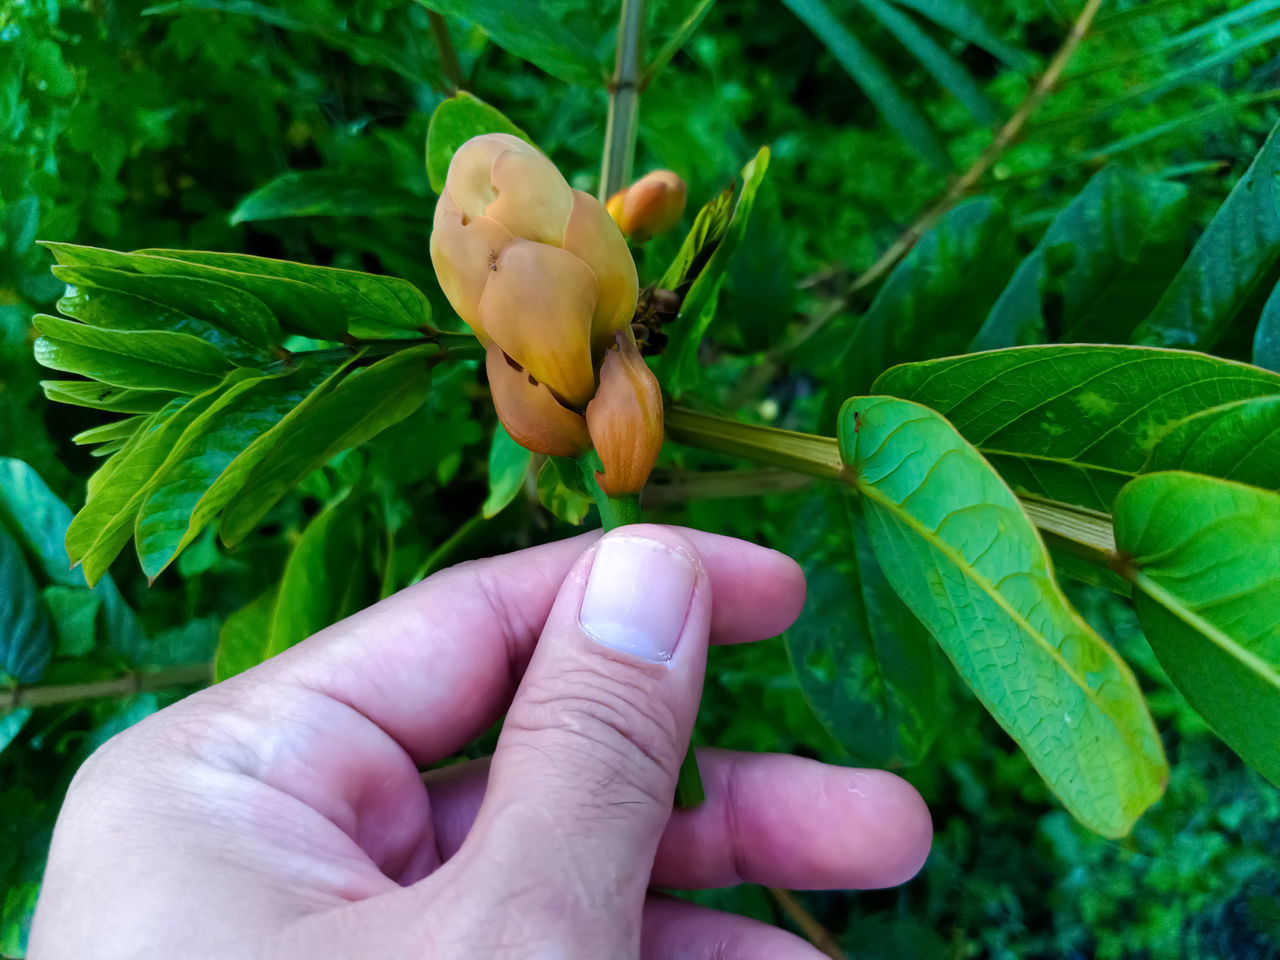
412, 0, 603, 86
1253, 279, 1280, 373
838, 198, 1014, 396
779, 0, 949, 169
660, 146, 770, 396
214, 588, 277, 683
0, 525, 51, 684
1143, 395, 1280, 491
840, 396, 1167, 836
482, 425, 532, 518
40, 381, 180, 414
33, 313, 234, 394
785, 488, 939, 768
1132, 121, 1280, 350
55, 263, 281, 349
231, 171, 430, 225
886, 0, 1033, 70
267, 496, 367, 656
874, 345, 1280, 512
218, 346, 440, 545
1114, 472, 1280, 785
972, 167, 1188, 350
426, 92, 532, 194
133, 365, 335, 579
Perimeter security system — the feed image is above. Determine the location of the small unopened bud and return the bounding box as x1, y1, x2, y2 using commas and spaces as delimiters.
486, 345, 590, 458
606, 170, 687, 242
585, 332, 664, 495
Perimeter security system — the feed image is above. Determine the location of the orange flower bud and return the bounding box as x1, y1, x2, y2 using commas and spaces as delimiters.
485, 344, 590, 457
606, 170, 687, 241
585, 332, 664, 496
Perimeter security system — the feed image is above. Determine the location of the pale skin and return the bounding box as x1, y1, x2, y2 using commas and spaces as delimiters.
29, 525, 932, 959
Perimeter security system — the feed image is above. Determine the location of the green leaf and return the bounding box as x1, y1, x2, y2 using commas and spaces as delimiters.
267, 496, 366, 657
0, 709, 31, 755
838, 198, 1015, 396
214, 588, 277, 682
33, 314, 233, 394
0, 525, 51, 684
661, 146, 770, 396
219, 346, 440, 546
537, 457, 591, 525
886, 0, 1034, 71
856, 0, 995, 123
785, 489, 939, 768
231, 171, 430, 224
413, 0, 603, 86
41, 381, 180, 414
779, 0, 949, 169
1133, 121, 1280, 350
1114, 472, 1280, 786
972, 167, 1188, 350
1143, 395, 1280, 491
71, 417, 147, 447
42, 586, 101, 657
55, 263, 281, 350
1253, 279, 1280, 373
133, 364, 338, 578
483, 425, 532, 518
426, 92, 533, 194
874, 345, 1280, 512
644, 0, 716, 83
840, 396, 1167, 836
657, 185, 735, 293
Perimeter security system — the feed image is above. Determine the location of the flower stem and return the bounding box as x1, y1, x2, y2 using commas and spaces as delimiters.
600, 0, 646, 200
576, 451, 704, 807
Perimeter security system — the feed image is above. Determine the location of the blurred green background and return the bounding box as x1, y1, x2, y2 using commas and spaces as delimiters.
3, 0, 1280, 956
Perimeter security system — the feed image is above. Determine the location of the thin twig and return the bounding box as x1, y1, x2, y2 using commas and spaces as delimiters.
4, 663, 212, 713
768, 888, 843, 959
427, 10, 464, 94
844, 0, 1105, 299
600, 0, 647, 200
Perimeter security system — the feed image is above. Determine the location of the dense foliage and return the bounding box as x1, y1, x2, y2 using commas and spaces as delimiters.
4, 0, 1280, 956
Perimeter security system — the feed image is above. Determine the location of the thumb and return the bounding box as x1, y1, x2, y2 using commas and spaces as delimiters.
461, 525, 709, 949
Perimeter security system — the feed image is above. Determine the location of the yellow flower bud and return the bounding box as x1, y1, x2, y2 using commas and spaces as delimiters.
585, 332, 664, 496
485, 344, 590, 457
606, 170, 687, 241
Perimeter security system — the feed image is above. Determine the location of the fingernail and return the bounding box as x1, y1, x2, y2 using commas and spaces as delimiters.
578, 535, 696, 664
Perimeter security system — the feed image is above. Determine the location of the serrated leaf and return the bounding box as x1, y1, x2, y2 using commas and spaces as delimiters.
1144, 395, 1280, 490
218, 346, 439, 545
1133, 120, 1280, 350
231, 171, 430, 224
427, 92, 533, 194
55, 263, 281, 350
71, 417, 146, 446
785, 488, 939, 767
857, 0, 995, 123
267, 496, 366, 657
779, 0, 949, 169
41, 381, 181, 414
483, 425, 532, 518
0, 525, 51, 684
33, 313, 233, 393
214, 588, 277, 682
412, 0, 603, 86
537, 457, 591, 525
973, 167, 1188, 350
838, 198, 1014, 397
1114, 472, 1280, 786
874, 345, 1280, 512
1253, 279, 1280, 373
661, 146, 770, 396
840, 396, 1166, 836
134, 363, 337, 578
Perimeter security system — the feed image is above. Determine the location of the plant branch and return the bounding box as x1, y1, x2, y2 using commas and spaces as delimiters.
4, 664, 212, 712
644, 467, 813, 507
768, 888, 843, 959
427, 10, 464, 94
600, 0, 646, 200
844, 0, 1106, 298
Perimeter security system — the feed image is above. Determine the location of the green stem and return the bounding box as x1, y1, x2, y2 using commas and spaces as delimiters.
575, 452, 704, 807
600, 0, 646, 199
427, 10, 464, 94
4, 663, 211, 712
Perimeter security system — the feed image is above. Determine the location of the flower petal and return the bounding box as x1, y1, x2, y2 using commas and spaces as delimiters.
485, 344, 590, 457
486, 143, 574, 246
586, 332, 663, 496
443, 133, 526, 221
429, 191, 514, 337
563, 189, 639, 355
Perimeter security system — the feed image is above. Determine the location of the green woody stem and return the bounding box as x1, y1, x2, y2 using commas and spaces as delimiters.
600, 0, 646, 199
576, 452, 705, 807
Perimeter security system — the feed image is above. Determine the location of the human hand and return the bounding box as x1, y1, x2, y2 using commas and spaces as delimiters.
29, 525, 931, 959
